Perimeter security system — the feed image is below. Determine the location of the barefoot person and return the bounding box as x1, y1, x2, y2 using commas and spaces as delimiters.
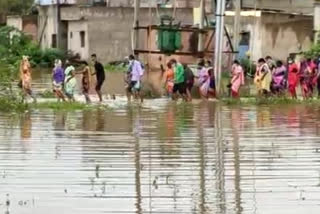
91, 54, 105, 102
230, 60, 245, 98
127, 55, 144, 103
64, 61, 77, 102
171, 59, 187, 101
52, 59, 66, 102
197, 59, 210, 100
254, 58, 272, 97
20, 56, 36, 102
77, 61, 91, 103
163, 61, 175, 98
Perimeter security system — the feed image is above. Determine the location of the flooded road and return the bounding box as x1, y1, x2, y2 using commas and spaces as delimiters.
1, 101, 320, 214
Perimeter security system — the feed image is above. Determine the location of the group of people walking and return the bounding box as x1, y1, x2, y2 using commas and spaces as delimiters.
163, 58, 216, 101
19, 54, 106, 103
254, 56, 320, 99
18, 53, 320, 104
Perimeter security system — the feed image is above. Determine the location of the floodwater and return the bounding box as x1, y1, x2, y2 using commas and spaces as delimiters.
1, 100, 320, 214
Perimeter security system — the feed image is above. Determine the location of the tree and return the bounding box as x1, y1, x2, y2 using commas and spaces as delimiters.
0, 0, 34, 16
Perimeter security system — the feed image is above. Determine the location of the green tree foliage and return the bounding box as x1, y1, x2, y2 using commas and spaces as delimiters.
304, 43, 320, 59
0, 0, 34, 15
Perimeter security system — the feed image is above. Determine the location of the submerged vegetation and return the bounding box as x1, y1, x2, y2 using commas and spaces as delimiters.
0, 26, 66, 112
222, 97, 320, 106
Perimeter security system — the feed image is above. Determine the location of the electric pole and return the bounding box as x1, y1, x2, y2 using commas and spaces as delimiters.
198, 0, 205, 53
233, 0, 241, 55
214, 0, 226, 97
133, 0, 140, 53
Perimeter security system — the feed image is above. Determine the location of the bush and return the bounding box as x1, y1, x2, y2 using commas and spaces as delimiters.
240, 58, 256, 78
304, 43, 320, 59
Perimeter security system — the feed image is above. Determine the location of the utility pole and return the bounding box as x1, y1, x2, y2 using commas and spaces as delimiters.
198, 0, 205, 53
56, 0, 61, 49
233, 0, 241, 55
314, 0, 320, 44
214, 0, 226, 97
133, 0, 140, 54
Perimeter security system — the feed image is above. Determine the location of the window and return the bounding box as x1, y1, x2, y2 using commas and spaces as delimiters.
52, 34, 57, 48
239, 32, 250, 46
70, 32, 73, 39
80, 31, 85, 48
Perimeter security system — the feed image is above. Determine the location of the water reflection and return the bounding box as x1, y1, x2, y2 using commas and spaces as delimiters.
1, 102, 320, 213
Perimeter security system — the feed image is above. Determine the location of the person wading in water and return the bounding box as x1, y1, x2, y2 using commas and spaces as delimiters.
20, 56, 36, 103
77, 61, 91, 103
52, 59, 66, 102
91, 54, 105, 102
126, 55, 144, 103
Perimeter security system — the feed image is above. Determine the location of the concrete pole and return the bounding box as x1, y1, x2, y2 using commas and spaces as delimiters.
233, 0, 241, 55
314, 1, 320, 44
133, 0, 140, 53
198, 0, 205, 52
56, 0, 61, 49
214, 0, 226, 97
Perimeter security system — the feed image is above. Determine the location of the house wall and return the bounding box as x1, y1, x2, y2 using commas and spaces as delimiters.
61, 6, 194, 63
38, 5, 59, 49
7, 16, 38, 41
6, 16, 23, 30
225, 13, 313, 61
242, 0, 314, 15
68, 21, 89, 59
260, 13, 313, 60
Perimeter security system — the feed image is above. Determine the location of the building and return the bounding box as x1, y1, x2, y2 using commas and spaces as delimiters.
6, 15, 38, 41
36, 0, 212, 64
225, 0, 315, 61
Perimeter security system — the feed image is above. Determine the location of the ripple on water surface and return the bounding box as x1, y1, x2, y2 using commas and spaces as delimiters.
1, 101, 320, 214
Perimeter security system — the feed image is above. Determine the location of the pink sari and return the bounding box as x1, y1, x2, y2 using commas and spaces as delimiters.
231, 65, 245, 94
198, 67, 210, 96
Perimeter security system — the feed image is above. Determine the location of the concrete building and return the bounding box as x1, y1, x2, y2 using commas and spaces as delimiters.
37, 0, 200, 63
242, 0, 314, 15
6, 15, 38, 41
225, 11, 313, 61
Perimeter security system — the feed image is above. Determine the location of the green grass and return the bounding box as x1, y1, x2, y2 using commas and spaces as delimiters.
0, 97, 28, 112
104, 64, 128, 73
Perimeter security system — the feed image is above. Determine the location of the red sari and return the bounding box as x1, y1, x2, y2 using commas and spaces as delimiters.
288, 63, 299, 98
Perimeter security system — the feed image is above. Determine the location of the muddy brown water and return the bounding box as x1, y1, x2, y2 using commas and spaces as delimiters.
1, 100, 320, 214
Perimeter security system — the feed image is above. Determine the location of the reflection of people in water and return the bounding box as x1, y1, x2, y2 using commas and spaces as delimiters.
20, 112, 32, 139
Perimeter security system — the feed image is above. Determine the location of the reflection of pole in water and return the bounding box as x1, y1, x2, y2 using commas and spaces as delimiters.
198, 116, 206, 213
133, 113, 142, 214
215, 105, 226, 213
231, 109, 243, 214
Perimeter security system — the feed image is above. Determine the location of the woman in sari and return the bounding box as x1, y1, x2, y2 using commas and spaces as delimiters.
230, 60, 245, 98
254, 58, 272, 96
20, 56, 36, 102
163, 61, 174, 97
197, 60, 211, 99
288, 58, 299, 99
64, 61, 77, 102
52, 59, 66, 102
77, 61, 91, 103
300, 58, 315, 99
271, 60, 287, 95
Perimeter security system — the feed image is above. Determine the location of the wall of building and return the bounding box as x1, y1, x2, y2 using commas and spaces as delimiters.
260, 13, 313, 60
61, 6, 194, 63
242, 0, 314, 15
225, 12, 313, 61
7, 15, 38, 41
68, 21, 89, 59
38, 5, 59, 49
6, 16, 23, 30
